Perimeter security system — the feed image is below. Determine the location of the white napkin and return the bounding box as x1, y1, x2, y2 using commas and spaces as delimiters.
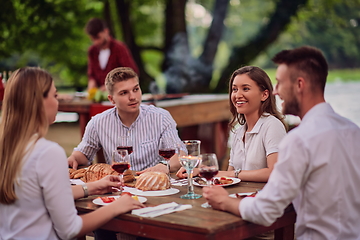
132, 202, 192, 218
170, 178, 188, 186
70, 179, 85, 185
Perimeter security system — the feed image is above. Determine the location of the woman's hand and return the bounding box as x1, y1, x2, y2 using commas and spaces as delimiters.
176, 167, 200, 178
110, 194, 144, 215
87, 175, 123, 195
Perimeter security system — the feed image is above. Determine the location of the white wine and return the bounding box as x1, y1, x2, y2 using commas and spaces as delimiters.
180, 155, 200, 171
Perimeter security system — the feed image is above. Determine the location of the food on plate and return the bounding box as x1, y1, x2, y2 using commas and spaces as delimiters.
100, 196, 116, 203
235, 192, 257, 198
132, 195, 139, 201
123, 170, 136, 183
214, 177, 234, 185
135, 172, 170, 191
121, 192, 132, 197
83, 163, 118, 182
121, 192, 139, 201
69, 168, 86, 179
194, 177, 207, 185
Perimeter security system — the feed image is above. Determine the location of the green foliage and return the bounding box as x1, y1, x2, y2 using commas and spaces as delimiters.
254, 0, 360, 69
264, 68, 360, 84
0, 0, 102, 89
1, 0, 360, 91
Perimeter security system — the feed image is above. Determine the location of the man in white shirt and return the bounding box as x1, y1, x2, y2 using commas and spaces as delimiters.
203, 46, 360, 240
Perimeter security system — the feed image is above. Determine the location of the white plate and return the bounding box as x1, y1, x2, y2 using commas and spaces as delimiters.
193, 177, 241, 187
92, 195, 147, 205
229, 192, 256, 198
123, 187, 180, 196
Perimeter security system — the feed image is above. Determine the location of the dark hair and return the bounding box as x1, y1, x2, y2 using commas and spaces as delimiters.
272, 46, 328, 93
105, 67, 138, 94
85, 18, 107, 37
228, 66, 286, 130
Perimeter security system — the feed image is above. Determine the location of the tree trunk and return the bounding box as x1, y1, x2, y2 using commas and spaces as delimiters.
162, 0, 188, 71
103, 1, 115, 38
115, 0, 154, 92
164, 0, 229, 94
214, 0, 309, 93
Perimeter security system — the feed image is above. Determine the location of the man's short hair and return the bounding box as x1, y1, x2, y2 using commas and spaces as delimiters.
105, 67, 138, 94
272, 46, 328, 92
85, 18, 107, 37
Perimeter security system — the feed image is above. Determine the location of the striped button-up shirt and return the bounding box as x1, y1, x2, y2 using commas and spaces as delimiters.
74, 104, 185, 171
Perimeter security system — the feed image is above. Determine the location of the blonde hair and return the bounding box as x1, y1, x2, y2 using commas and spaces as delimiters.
0, 67, 53, 204
105, 67, 138, 95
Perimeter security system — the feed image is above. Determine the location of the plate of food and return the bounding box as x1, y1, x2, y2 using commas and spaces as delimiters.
123, 187, 180, 197
229, 192, 257, 199
193, 177, 241, 187
92, 194, 147, 206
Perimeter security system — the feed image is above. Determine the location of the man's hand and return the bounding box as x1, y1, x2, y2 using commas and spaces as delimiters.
176, 167, 200, 179
136, 164, 168, 175
202, 185, 242, 216
68, 155, 78, 170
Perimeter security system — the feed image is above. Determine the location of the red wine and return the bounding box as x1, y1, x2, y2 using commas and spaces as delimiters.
112, 162, 130, 174
199, 169, 219, 180
159, 149, 175, 159
117, 146, 133, 155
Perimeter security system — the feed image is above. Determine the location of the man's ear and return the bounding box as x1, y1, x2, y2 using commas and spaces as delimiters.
296, 77, 305, 93
108, 94, 115, 104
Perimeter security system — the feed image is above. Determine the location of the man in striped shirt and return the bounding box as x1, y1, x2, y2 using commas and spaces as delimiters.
68, 67, 185, 174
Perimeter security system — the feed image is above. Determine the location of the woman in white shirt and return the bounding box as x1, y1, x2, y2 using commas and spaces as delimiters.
177, 66, 286, 182
0, 67, 144, 240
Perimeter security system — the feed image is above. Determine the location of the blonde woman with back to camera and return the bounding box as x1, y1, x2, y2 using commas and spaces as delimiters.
0, 67, 144, 239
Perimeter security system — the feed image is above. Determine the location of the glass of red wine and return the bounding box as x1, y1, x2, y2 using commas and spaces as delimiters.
199, 153, 219, 208
158, 137, 176, 176
111, 149, 131, 182
117, 136, 133, 155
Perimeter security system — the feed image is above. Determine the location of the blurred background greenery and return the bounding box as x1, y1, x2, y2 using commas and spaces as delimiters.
1, 0, 360, 93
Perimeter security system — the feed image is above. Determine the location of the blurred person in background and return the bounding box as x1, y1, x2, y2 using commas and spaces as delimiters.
0, 67, 143, 239
85, 17, 138, 91
177, 66, 287, 182
203, 46, 360, 240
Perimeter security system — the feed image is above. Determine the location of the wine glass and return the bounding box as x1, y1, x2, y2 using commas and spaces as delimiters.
199, 153, 219, 208
179, 140, 202, 199
117, 135, 133, 155
158, 137, 176, 176
111, 149, 131, 181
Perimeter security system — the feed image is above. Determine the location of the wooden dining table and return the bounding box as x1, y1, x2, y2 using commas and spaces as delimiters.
75, 179, 296, 240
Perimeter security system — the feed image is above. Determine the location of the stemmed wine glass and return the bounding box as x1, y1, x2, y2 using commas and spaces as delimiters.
179, 140, 202, 199
158, 137, 176, 176
199, 153, 219, 208
111, 149, 131, 181
117, 135, 133, 155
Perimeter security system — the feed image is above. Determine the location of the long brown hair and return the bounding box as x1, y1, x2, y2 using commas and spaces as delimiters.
228, 66, 286, 130
0, 67, 53, 204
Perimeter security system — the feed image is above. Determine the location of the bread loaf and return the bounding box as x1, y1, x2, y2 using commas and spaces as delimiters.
83, 163, 118, 182
123, 170, 135, 183
135, 172, 170, 191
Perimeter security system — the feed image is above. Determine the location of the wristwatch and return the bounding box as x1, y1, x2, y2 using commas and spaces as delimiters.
158, 160, 168, 166
234, 169, 242, 178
